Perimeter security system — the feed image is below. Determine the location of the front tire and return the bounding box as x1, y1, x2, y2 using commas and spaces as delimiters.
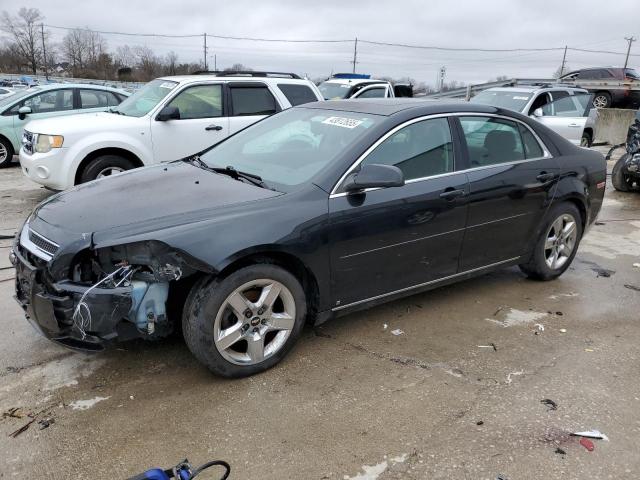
611, 154, 635, 192
0, 137, 14, 167
79, 154, 135, 184
519, 203, 583, 281
183, 264, 307, 378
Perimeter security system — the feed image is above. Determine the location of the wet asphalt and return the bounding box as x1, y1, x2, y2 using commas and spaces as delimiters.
0, 148, 639, 479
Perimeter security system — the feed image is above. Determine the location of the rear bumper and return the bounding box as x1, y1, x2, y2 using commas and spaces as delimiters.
12, 237, 132, 351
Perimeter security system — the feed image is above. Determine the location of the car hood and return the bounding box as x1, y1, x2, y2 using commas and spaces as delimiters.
24, 111, 142, 135
31, 162, 282, 240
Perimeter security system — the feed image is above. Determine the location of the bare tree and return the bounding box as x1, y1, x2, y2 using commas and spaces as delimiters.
224, 63, 252, 72
134, 45, 161, 80
165, 51, 178, 75
114, 45, 135, 68
0, 7, 44, 74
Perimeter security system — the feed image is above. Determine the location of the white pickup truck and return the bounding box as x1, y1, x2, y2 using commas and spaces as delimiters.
19, 72, 323, 190
318, 74, 412, 100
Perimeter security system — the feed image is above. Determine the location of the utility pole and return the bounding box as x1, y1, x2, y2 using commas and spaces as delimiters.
40, 23, 48, 81
203, 33, 208, 70
351, 37, 358, 73
559, 45, 567, 77
214, 54, 217, 71
624, 36, 636, 69
438, 66, 446, 92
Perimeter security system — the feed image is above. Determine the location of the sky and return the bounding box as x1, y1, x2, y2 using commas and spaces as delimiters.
5, 0, 640, 85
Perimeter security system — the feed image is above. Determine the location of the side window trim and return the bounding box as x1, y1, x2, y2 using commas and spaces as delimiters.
329, 113, 552, 198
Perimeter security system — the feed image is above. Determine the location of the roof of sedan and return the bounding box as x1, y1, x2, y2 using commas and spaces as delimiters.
300, 98, 498, 116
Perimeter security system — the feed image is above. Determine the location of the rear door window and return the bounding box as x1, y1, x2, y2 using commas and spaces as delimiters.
277, 83, 318, 106
460, 116, 525, 167
518, 124, 544, 159
79, 89, 111, 109
230, 86, 278, 116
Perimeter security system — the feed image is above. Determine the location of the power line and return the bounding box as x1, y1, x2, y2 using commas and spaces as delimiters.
43, 23, 640, 55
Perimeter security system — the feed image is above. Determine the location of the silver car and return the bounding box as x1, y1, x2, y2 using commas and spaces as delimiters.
471, 86, 596, 147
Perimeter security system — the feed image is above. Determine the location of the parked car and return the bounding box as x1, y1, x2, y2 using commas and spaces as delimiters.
0, 87, 15, 99
318, 73, 412, 100
19, 71, 323, 190
470, 85, 596, 146
0, 84, 129, 167
12, 99, 606, 377
559, 67, 640, 108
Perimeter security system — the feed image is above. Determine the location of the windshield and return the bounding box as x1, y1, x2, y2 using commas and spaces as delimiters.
0, 87, 41, 110
200, 107, 382, 192
115, 79, 178, 117
318, 81, 353, 100
470, 90, 532, 113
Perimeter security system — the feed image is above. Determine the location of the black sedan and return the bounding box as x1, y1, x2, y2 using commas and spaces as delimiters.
12, 99, 606, 377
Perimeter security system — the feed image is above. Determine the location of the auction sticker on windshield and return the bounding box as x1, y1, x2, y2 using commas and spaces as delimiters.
322, 117, 364, 129
160, 82, 177, 89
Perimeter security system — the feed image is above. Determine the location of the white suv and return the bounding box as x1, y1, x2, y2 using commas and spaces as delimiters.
19, 72, 323, 190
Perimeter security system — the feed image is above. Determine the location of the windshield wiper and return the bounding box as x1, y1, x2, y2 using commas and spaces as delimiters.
108, 108, 124, 115
212, 165, 270, 189
183, 157, 271, 190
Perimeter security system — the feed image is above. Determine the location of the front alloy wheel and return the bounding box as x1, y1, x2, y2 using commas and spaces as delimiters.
544, 214, 577, 270
183, 264, 307, 377
214, 280, 296, 365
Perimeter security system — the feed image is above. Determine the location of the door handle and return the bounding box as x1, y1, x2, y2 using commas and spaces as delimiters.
568, 123, 581, 127
536, 172, 557, 182
205, 124, 223, 131
439, 188, 466, 201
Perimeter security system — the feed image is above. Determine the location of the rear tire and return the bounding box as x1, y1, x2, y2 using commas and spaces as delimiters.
519, 202, 583, 281
79, 154, 135, 184
592, 91, 611, 109
611, 154, 634, 192
580, 131, 592, 148
0, 137, 14, 167
183, 264, 307, 378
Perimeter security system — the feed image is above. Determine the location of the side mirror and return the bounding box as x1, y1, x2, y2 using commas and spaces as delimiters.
156, 106, 180, 121
18, 106, 31, 120
343, 164, 405, 193
532, 108, 544, 118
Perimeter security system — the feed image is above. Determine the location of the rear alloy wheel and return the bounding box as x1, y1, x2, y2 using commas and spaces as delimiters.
0, 137, 14, 167
79, 154, 135, 184
519, 203, 583, 281
611, 155, 635, 192
183, 264, 307, 377
592, 92, 611, 109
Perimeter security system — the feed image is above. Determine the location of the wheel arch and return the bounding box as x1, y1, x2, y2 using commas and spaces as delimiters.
0, 132, 15, 155
74, 147, 144, 185
216, 249, 321, 322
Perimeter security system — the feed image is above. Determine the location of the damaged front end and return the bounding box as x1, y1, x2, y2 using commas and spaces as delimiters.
13, 231, 205, 351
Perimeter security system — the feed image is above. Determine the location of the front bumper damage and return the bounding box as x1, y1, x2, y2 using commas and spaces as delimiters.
14, 240, 137, 350
12, 224, 194, 351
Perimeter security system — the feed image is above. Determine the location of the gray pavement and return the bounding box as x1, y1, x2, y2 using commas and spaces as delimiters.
0, 150, 639, 480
